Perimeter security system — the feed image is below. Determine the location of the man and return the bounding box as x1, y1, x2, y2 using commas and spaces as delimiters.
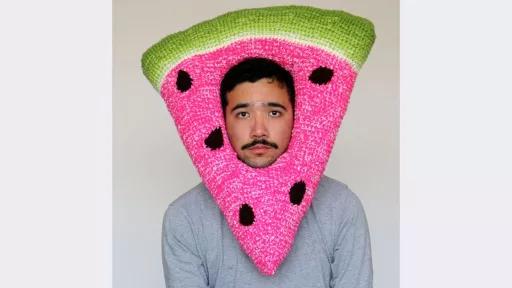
161, 57, 373, 287
141, 5, 375, 287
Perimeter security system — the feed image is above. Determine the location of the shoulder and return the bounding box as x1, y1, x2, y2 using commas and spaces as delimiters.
311, 175, 368, 230
315, 175, 364, 211
167, 182, 212, 211
163, 182, 220, 232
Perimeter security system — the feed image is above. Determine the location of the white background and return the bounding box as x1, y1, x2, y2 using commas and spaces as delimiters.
114, 1, 398, 287
1, 1, 511, 288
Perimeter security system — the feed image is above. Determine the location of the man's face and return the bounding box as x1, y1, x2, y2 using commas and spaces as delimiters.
225, 78, 294, 168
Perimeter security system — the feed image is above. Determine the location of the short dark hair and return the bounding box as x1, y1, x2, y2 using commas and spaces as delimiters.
220, 57, 295, 115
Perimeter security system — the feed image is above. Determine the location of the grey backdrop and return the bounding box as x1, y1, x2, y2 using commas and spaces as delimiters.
114, 0, 398, 287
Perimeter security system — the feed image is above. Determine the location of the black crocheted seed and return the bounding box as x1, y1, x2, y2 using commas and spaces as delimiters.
309, 67, 334, 85
289, 181, 306, 205
204, 127, 223, 150
176, 70, 192, 92
239, 203, 255, 226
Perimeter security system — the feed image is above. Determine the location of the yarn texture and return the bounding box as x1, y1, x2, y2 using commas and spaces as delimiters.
142, 5, 375, 276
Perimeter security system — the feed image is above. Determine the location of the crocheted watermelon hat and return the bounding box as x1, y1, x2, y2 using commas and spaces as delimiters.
142, 5, 375, 276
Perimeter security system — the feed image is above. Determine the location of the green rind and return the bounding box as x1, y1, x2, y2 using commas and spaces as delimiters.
142, 5, 376, 91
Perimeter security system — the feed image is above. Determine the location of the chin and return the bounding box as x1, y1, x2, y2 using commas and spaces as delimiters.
246, 158, 277, 169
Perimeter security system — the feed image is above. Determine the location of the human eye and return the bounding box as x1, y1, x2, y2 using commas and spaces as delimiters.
269, 110, 282, 117
236, 111, 250, 119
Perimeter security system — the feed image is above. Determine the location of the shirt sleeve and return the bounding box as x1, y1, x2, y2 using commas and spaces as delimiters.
330, 191, 373, 288
162, 204, 209, 288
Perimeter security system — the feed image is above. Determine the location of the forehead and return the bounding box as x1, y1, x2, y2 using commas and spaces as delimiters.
227, 78, 291, 105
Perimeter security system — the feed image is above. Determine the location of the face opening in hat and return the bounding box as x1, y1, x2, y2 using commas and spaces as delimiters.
220, 57, 295, 168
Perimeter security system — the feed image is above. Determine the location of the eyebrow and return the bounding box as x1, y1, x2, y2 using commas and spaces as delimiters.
230, 102, 287, 113
267, 102, 287, 110
231, 103, 249, 113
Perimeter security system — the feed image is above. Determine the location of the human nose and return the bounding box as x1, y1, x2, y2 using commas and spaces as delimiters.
250, 112, 268, 139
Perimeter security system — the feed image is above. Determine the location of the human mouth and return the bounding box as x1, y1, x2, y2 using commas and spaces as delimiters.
242, 140, 278, 151
248, 144, 271, 154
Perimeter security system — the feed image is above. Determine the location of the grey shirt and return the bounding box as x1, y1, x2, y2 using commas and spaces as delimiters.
162, 175, 372, 288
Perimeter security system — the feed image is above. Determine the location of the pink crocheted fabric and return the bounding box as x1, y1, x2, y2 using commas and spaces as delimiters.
142, 6, 375, 275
